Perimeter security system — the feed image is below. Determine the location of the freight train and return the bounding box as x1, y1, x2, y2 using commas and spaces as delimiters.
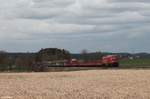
65, 55, 119, 67
32, 55, 119, 71
34, 55, 119, 70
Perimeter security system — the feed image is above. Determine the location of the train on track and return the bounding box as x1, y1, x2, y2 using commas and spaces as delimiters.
64, 55, 118, 67
34, 55, 119, 71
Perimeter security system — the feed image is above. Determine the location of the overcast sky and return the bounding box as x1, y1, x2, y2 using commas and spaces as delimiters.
0, 0, 150, 53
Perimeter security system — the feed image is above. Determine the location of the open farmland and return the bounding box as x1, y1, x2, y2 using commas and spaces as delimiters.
0, 70, 150, 99
120, 58, 150, 68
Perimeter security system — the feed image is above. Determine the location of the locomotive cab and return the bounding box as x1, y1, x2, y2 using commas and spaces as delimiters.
102, 55, 119, 67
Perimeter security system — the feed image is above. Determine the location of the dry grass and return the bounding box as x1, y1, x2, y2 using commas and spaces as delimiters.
0, 70, 150, 99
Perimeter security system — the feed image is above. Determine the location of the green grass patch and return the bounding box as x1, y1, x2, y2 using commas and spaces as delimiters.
120, 58, 150, 68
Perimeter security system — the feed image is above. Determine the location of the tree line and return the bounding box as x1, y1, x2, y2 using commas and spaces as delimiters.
0, 48, 70, 72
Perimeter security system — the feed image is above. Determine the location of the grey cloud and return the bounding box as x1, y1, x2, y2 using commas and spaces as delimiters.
110, 0, 150, 3
0, 0, 150, 52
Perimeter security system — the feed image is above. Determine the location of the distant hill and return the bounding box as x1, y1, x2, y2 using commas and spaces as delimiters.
5, 52, 150, 60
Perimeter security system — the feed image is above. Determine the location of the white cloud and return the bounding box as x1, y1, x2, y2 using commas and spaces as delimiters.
0, 0, 150, 52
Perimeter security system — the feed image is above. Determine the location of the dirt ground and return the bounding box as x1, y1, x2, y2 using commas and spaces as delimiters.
0, 70, 150, 99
